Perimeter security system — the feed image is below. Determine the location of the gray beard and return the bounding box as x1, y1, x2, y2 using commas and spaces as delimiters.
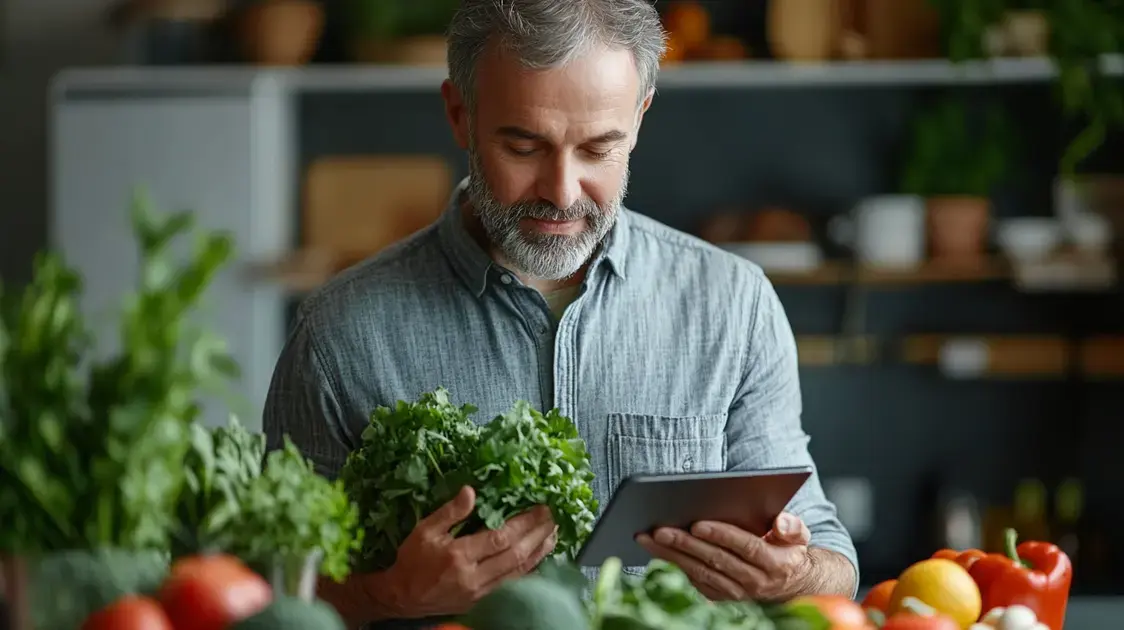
466, 148, 628, 281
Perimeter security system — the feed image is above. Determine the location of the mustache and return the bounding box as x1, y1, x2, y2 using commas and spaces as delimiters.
512, 198, 600, 222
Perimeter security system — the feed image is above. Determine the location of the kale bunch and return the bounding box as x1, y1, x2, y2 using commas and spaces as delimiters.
340, 388, 597, 572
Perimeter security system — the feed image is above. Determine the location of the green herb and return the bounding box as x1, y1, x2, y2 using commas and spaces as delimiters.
900, 95, 1015, 198
340, 388, 598, 572
206, 437, 363, 582
1044, 0, 1124, 179
174, 416, 266, 557
926, 0, 1007, 62
0, 189, 237, 553
464, 557, 829, 630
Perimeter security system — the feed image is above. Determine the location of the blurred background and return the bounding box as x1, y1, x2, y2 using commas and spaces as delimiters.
3, 0, 1124, 622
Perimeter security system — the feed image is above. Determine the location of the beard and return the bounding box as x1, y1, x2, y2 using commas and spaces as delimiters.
466, 144, 629, 281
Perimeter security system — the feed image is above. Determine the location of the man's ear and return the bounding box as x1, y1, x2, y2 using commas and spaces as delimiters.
630, 88, 655, 151
442, 79, 470, 150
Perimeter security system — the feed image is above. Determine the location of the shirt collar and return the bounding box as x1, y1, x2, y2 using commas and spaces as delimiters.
437, 177, 630, 296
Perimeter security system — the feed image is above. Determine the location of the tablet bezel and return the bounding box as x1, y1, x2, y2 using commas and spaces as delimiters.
576, 466, 814, 568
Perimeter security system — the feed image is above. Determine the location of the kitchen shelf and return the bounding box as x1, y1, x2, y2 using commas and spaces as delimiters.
768, 259, 1011, 286
796, 334, 1124, 379
51, 55, 1124, 97
250, 253, 1116, 293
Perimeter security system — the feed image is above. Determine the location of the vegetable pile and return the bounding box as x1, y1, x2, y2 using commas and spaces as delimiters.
78, 553, 347, 630
340, 388, 598, 571
0, 191, 364, 630
458, 557, 832, 630
861, 528, 1072, 630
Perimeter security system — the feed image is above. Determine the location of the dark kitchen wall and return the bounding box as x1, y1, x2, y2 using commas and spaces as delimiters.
0, 0, 119, 287
295, 78, 1124, 586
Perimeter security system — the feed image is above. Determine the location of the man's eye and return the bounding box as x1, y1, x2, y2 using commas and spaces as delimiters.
586, 148, 613, 160
507, 145, 537, 156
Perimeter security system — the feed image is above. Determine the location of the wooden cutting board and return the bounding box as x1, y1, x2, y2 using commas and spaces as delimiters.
302, 155, 454, 265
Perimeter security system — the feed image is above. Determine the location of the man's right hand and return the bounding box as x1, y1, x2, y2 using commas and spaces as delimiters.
370, 485, 558, 619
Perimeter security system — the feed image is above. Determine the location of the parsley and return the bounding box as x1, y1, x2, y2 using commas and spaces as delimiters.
200, 436, 364, 582
174, 416, 266, 557
340, 389, 598, 572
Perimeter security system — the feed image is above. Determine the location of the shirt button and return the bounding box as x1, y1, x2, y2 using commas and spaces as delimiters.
500, 275, 513, 285
681, 456, 694, 472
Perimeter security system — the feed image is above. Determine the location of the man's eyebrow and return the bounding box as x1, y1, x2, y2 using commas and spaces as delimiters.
496, 126, 544, 141
495, 127, 630, 144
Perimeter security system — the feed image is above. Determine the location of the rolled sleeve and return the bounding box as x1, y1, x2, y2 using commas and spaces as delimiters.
726, 272, 860, 596
262, 312, 352, 480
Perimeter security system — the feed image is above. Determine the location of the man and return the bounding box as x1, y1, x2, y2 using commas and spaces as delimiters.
263, 0, 858, 627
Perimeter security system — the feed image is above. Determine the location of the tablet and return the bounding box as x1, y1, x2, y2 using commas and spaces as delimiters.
576, 466, 813, 568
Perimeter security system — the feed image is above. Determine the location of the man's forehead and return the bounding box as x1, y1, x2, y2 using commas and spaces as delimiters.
474, 42, 642, 112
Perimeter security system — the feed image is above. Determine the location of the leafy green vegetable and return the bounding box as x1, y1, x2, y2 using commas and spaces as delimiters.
0, 189, 238, 553
340, 388, 598, 572
27, 548, 169, 630
174, 416, 266, 557
462, 574, 591, 630
230, 594, 346, 630
205, 437, 363, 582
465, 557, 830, 630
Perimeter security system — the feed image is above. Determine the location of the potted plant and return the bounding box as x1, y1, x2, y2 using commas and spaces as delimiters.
236, 0, 325, 65
0, 190, 239, 630
900, 96, 1015, 263
1043, 0, 1124, 183
344, 0, 459, 65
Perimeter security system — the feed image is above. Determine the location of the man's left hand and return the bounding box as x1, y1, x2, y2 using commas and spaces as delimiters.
635, 512, 813, 602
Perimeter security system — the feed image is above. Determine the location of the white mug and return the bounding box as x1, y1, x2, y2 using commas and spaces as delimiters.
829, 195, 926, 268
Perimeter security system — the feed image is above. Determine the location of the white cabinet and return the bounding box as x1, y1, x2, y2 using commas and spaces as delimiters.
50, 74, 295, 431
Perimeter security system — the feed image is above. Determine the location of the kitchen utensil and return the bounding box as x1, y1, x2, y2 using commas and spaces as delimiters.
829, 195, 926, 268
718, 242, 823, 272
995, 217, 1063, 262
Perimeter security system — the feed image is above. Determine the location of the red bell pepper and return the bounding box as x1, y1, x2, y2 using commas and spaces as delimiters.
931, 548, 987, 572
968, 528, 1072, 630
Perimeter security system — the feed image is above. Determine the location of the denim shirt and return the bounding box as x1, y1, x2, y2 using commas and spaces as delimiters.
263, 179, 859, 628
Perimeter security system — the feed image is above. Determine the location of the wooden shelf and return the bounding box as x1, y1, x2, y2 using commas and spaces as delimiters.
251, 253, 1116, 294
769, 259, 1011, 286
797, 334, 1124, 379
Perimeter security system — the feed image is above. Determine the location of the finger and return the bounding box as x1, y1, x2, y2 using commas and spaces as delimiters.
651, 527, 766, 587
419, 486, 476, 536
636, 534, 747, 601
474, 521, 556, 585
459, 505, 552, 562
763, 513, 811, 546
692, 521, 786, 572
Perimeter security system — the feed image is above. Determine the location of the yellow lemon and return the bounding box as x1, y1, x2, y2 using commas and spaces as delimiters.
888, 558, 981, 629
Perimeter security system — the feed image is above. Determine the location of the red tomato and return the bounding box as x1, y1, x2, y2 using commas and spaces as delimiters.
82, 595, 173, 630
159, 554, 272, 630
881, 612, 960, 630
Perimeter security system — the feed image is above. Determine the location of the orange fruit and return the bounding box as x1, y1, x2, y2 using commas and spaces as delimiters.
889, 559, 981, 629
662, 32, 688, 64
861, 579, 898, 614
662, 2, 710, 50
790, 595, 870, 629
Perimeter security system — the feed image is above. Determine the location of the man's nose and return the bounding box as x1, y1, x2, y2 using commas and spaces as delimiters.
537, 154, 581, 210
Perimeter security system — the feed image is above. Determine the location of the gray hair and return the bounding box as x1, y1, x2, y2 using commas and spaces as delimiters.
447, 0, 667, 111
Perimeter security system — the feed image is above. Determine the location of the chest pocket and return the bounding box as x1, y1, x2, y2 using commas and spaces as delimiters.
606, 412, 728, 497
605, 412, 728, 575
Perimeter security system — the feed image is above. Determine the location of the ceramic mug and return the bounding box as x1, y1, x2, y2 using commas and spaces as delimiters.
829, 195, 927, 268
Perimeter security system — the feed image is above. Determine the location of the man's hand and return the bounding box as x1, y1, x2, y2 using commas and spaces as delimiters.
636, 512, 818, 602
375, 486, 558, 619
